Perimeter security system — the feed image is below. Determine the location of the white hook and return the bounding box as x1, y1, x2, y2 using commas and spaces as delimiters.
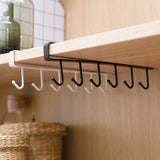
12, 67, 24, 90
99, 74, 108, 94
50, 70, 61, 92
9, 51, 44, 91
9, 51, 25, 90
9, 51, 19, 69
67, 72, 78, 93
84, 73, 93, 94
31, 69, 43, 91
84, 73, 108, 94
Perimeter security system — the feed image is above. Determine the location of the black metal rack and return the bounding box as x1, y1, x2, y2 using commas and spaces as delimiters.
44, 42, 154, 90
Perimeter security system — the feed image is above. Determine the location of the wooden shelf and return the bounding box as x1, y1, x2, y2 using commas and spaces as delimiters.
1, 20, 160, 86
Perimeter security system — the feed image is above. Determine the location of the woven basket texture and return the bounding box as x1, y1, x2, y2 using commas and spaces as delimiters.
0, 122, 66, 160
0, 135, 29, 160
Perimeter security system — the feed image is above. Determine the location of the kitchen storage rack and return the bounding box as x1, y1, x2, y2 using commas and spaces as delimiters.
1, 21, 159, 90
43, 42, 153, 89
0, 18, 160, 160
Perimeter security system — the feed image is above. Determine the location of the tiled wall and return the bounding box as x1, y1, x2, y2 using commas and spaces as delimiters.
32, 0, 65, 47
0, 0, 65, 48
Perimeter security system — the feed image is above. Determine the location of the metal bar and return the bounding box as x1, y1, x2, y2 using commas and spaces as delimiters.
44, 42, 154, 70
49, 55, 154, 70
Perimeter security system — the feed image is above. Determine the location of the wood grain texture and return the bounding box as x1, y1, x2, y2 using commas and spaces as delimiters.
0, 69, 160, 160
14, 21, 160, 69
60, 0, 160, 40
1, 0, 160, 160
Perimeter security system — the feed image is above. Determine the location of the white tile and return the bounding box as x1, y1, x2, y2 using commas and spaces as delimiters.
44, 27, 54, 41
34, 39, 43, 47
44, 0, 55, 14
30, 0, 65, 46
34, 25, 43, 39
44, 13, 54, 27
32, 0, 44, 11
55, 16, 64, 30
55, 29, 64, 42
34, 11, 43, 25
55, 2, 64, 16
43, 40, 53, 44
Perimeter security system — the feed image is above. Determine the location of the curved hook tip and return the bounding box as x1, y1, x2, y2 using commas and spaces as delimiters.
90, 79, 101, 87
138, 68, 149, 90
89, 63, 101, 87
51, 77, 63, 86
107, 79, 118, 88
71, 78, 83, 87
31, 69, 43, 91
139, 82, 149, 90
71, 61, 83, 87
107, 64, 118, 88
12, 80, 15, 85
12, 80, 24, 90
31, 83, 37, 89
123, 66, 134, 89
71, 78, 75, 82
50, 83, 61, 92
124, 81, 134, 89
31, 83, 43, 91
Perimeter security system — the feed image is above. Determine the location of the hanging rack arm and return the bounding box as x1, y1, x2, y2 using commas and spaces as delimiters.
107, 64, 118, 88
31, 69, 43, 91
71, 61, 83, 86
51, 60, 64, 86
43, 42, 154, 70
99, 74, 108, 93
11, 67, 24, 90
50, 70, 62, 92
44, 42, 55, 61
90, 62, 101, 87
139, 68, 149, 90
84, 73, 94, 94
67, 72, 78, 93
124, 66, 134, 89
43, 42, 154, 90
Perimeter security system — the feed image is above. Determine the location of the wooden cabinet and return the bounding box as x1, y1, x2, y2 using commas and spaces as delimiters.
60, 0, 160, 40
1, 1, 160, 160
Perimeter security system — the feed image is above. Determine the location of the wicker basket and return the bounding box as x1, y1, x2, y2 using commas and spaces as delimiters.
0, 135, 29, 160
0, 122, 67, 160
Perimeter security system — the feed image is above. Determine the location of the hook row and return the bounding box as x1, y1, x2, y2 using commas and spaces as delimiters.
8, 51, 109, 94
8, 41, 153, 92
45, 59, 150, 90
44, 42, 154, 90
